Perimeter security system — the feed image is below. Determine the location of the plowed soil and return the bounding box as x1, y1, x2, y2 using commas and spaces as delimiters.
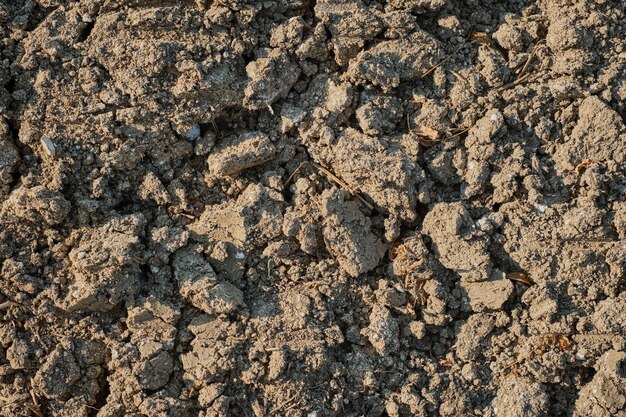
0, 1, 625, 416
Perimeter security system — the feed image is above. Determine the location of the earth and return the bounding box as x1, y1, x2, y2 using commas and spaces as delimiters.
0, 0, 625, 416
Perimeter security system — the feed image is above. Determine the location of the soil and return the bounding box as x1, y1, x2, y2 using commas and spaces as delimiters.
0, 0, 625, 416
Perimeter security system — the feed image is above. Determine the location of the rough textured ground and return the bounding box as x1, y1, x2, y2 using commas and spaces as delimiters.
0, 0, 625, 416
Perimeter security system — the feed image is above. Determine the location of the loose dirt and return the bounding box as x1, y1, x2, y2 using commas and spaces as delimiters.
0, 0, 625, 416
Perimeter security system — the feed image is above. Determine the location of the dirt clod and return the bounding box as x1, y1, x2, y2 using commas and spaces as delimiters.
1, 1, 625, 416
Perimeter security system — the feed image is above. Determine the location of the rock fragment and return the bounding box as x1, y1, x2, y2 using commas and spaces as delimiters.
40, 135, 56, 157
1, 185, 71, 225
461, 275, 513, 312
329, 128, 423, 240
347, 30, 440, 91
315, 0, 383, 65
491, 377, 549, 417
422, 202, 492, 282
554, 96, 625, 175
244, 49, 300, 110
361, 305, 400, 355
573, 350, 626, 417
208, 132, 276, 177
190, 184, 283, 249
455, 313, 496, 361
139, 171, 171, 205
62, 214, 145, 311
320, 189, 386, 277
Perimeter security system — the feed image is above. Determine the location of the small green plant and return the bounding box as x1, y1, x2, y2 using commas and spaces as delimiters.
267, 258, 274, 279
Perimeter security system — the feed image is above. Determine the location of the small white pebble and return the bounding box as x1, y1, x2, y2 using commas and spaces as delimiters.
40, 135, 56, 157
77, 251, 87, 259
235, 251, 245, 259
183, 123, 201, 141
534, 203, 547, 214
476, 217, 492, 232
150, 265, 160, 273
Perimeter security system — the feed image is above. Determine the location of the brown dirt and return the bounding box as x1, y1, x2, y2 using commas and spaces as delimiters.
0, 0, 625, 416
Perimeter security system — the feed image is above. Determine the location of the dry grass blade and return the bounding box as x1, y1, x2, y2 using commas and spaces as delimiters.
506, 272, 535, 286
446, 126, 470, 140
413, 125, 440, 141
407, 115, 443, 146
267, 387, 303, 416
450, 69, 470, 87
284, 161, 308, 186
210, 120, 219, 135
516, 39, 546, 77
497, 41, 547, 92
24, 402, 44, 417
467, 31, 493, 46
0, 300, 18, 310
311, 163, 374, 211
420, 43, 465, 78
495, 73, 533, 91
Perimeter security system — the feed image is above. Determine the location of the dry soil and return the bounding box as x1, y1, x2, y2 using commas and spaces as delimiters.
0, 0, 625, 416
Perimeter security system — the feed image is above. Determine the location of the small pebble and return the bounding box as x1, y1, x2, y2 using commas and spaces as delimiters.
534, 203, 547, 214
180, 123, 201, 141
40, 135, 56, 157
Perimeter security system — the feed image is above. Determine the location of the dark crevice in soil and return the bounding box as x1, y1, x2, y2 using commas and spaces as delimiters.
78, 20, 96, 43
90, 366, 111, 417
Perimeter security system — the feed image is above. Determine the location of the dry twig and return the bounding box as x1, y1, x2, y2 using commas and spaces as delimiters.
284, 161, 374, 210
420, 43, 466, 78
517, 39, 546, 77
0, 301, 18, 310
267, 387, 303, 416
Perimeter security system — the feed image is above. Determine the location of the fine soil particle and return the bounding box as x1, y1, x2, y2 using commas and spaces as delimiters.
0, 0, 625, 416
